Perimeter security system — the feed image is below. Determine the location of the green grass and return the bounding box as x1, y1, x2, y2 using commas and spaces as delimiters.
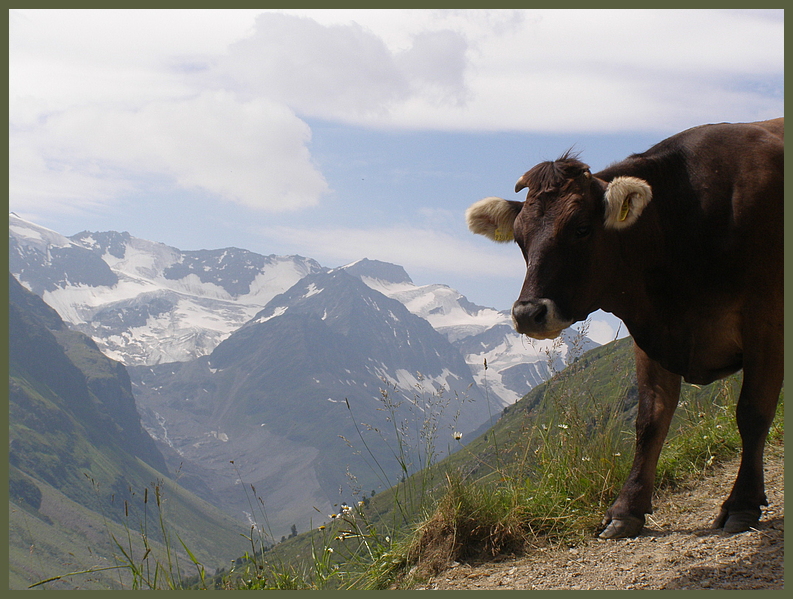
368, 349, 783, 589
13, 456, 251, 590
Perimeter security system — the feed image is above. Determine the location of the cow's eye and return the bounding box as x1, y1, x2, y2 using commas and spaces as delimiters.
574, 224, 592, 239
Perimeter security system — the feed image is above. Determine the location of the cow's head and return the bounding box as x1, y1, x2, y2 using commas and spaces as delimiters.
466, 154, 651, 339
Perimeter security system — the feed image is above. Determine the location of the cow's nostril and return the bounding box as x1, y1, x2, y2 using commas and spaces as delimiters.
512, 300, 548, 328
531, 302, 547, 324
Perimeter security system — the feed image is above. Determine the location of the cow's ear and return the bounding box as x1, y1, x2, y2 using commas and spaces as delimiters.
604, 176, 652, 229
466, 197, 523, 242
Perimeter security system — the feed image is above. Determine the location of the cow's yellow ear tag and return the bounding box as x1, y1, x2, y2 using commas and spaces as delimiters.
618, 196, 632, 222
494, 227, 513, 241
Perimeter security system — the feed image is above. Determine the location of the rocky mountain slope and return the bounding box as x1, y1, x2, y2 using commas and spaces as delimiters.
130, 267, 495, 538
343, 258, 598, 405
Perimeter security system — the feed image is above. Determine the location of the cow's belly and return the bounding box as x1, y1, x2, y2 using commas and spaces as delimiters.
634, 309, 744, 385
679, 351, 743, 385
685, 311, 744, 384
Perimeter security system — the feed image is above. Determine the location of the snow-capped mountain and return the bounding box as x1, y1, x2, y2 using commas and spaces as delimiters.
342, 259, 598, 405
10, 216, 598, 408
9, 213, 323, 365
130, 268, 494, 535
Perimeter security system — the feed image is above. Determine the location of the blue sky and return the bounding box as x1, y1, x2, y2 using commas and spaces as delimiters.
9, 9, 784, 340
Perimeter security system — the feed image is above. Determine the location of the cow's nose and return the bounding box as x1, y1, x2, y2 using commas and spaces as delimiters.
512, 299, 549, 330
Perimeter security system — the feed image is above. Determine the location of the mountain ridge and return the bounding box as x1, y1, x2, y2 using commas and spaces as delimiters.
10, 215, 598, 407
10, 213, 324, 365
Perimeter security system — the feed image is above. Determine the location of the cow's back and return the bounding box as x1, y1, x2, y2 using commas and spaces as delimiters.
755, 117, 784, 141
596, 119, 783, 382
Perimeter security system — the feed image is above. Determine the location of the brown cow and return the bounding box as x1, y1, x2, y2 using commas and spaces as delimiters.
466, 119, 783, 538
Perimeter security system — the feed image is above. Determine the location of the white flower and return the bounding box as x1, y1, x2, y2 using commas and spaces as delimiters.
557, 424, 569, 430
453, 431, 463, 440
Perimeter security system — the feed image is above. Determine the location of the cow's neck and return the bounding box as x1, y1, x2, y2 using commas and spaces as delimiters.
596, 223, 706, 381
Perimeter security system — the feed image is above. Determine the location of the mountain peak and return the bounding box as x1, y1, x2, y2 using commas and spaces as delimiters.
340, 258, 413, 286
9, 213, 76, 253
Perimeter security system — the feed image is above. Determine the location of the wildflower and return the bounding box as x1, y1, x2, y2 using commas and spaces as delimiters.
326, 547, 334, 553
557, 424, 569, 430
581, 456, 591, 462
613, 452, 621, 457
358, 500, 365, 507
329, 513, 338, 519
453, 431, 463, 440
318, 525, 326, 530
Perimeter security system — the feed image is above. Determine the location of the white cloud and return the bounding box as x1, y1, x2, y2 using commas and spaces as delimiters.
8, 9, 259, 120
215, 12, 470, 121
264, 8, 783, 132
10, 9, 330, 215
11, 91, 328, 212
9, 8, 783, 219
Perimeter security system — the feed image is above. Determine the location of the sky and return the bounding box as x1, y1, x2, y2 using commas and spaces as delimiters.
8, 9, 784, 343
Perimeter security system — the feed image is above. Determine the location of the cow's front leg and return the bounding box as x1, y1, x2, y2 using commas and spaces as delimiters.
600, 343, 681, 538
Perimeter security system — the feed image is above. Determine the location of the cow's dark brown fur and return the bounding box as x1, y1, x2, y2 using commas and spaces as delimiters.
473, 119, 783, 538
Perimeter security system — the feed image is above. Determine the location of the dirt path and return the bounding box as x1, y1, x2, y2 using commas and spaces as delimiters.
417, 446, 784, 590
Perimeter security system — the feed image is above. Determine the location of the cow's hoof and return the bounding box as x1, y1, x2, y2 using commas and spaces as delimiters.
598, 515, 644, 539
713, 509, 761, 534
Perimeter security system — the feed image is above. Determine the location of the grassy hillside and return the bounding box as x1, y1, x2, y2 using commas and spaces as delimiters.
8, 276, 251, 589
9, 460, 250, 590
211, 335, 782, 590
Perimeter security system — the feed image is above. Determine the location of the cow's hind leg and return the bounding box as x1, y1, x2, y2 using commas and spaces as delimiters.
712, 343, 782, 534
600, 344, 681, 539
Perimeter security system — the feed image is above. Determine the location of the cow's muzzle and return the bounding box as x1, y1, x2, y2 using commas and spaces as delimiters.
511, 299, 573, 340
